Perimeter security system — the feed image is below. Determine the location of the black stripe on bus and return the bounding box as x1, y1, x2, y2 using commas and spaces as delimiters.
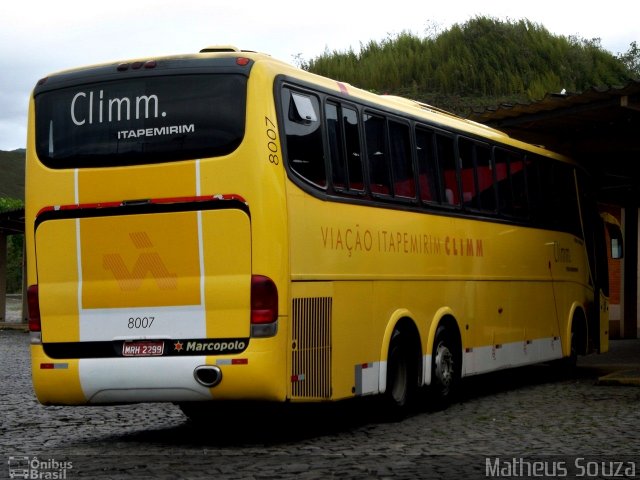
34, 197, 250, 231
42, 338, 250, 359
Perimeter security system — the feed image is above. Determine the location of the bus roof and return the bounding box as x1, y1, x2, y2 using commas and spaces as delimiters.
35, 46, 574, 166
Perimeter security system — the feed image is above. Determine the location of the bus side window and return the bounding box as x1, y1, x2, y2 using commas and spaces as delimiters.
607, 223, 624, 259
526, 155, 542, 222
551, 162, 581, 236
495, 148, 528, 218
436, 134, 458, 206
416, 126, 439, 203
326, 102, 347, 190
475, 143, 495, 211
389, 120, 415, 199
283, 88, 327, 188
343, 106, 364, 191
326, 102, 364, 193
364, 113, 391, 195
457, 138, 495, 211
458, 137, 477, 208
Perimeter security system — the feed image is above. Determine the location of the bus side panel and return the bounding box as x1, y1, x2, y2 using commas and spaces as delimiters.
331, 282, 376, 399
287, 182, 593, 394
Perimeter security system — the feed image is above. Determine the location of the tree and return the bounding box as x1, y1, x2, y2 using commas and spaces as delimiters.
618, 41, 640, 78
0, 197, 23, 212
1, 197, 24, 294
303, 17, 634, 114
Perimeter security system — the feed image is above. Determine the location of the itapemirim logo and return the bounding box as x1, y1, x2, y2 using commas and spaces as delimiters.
8, 456, 72, 479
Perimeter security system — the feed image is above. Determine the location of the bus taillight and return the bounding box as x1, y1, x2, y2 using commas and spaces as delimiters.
27, 285, 41, 332
250, 275, 278, 337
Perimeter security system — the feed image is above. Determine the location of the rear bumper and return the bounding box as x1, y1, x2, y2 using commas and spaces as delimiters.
31, 338, 287, 405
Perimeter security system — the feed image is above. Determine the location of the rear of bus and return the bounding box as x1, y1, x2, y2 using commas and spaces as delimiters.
26, 50, 289, 406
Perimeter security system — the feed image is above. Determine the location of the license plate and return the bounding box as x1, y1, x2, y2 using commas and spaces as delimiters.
122, 341, 165, 357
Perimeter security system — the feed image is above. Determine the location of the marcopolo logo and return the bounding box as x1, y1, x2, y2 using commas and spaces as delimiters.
8, 456, 72, 479
173, 339, 248, 355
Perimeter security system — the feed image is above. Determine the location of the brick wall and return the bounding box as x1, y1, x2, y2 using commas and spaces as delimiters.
603, 204, 622, 304
599, 203, 622, 338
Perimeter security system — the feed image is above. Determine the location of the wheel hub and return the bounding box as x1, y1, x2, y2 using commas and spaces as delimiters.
435, 343, 453, 387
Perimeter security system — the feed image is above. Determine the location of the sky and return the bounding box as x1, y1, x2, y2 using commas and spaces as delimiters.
1, 0, 638, 151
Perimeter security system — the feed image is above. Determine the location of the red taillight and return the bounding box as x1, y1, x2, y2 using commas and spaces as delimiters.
236, 57, 250, 66
27, 284, 41, 332
250, 275, 278, 324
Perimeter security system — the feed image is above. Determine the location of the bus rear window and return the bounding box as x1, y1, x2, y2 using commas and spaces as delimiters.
34, 74, 247, 168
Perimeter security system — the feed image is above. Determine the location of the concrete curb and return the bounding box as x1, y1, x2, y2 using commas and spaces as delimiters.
597, 369, 640, 387
0, 322, 28, 331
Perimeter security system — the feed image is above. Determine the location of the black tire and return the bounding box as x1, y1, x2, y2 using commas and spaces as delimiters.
430, 325, 460, 408
558, 326, 580, 377
383, 329, 417, 419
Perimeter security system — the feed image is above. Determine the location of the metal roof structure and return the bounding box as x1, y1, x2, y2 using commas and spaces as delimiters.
467, 79, 640, 205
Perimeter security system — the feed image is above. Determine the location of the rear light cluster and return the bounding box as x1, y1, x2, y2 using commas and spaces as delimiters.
27, 285, 41, 332
27, 285, 42, 345
27, 277, 278, 340
250, 275, 278, 338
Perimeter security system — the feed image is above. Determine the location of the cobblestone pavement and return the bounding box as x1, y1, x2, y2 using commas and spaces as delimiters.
1, 329, 639, 479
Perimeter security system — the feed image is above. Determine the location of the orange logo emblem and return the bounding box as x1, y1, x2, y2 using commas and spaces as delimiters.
103, 232, 178, 291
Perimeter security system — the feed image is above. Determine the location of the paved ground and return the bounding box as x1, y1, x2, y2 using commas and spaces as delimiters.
1, 329, 639, 479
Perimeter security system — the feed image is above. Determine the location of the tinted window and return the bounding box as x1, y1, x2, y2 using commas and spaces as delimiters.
343, 106, 363, 191
459, 138, 495, 211
282, 88, 326, 187
458, 138, 477, 208
437, 134, 458, 205
495, 148, 528, 217
326, 102, 346, 189
364, 113, 390, 195
389, 121, 415, 199
416, 127, 439, 203
475, 143, 495, 211
537, 159, 580, 235
325, 102, 363, 192
35, 74, 247, 168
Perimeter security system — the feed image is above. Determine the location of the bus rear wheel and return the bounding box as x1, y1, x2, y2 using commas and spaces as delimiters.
383, 329, 418, 418
430, 325, 460, 408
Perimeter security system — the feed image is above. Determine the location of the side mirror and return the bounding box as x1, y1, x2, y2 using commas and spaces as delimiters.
609, 227, 623, 259
601, 212, 623, 259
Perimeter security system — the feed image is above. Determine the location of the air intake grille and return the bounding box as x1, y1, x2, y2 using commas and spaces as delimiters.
291, 297, 332, 399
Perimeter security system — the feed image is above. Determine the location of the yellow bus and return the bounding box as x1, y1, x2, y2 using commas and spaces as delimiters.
26, 46, 620, 416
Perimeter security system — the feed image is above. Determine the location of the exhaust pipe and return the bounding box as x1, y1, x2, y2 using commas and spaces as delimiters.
193, 365, 222, 388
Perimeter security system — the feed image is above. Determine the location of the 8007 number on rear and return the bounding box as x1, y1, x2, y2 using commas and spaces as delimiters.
128, 317, 155, 329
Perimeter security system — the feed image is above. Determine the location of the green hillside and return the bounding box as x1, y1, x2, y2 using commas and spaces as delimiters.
304, 17, 637, 114
0, 149, 25, 201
